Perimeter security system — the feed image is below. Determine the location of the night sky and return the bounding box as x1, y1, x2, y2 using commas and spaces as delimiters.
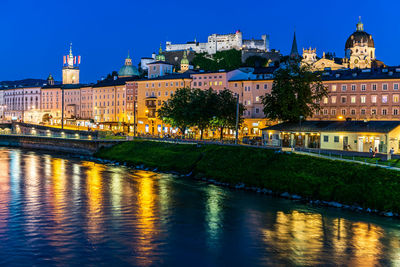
1, 0, 398, 83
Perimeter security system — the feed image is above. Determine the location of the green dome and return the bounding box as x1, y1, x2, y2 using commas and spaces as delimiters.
181, 51, 189, 65
118, 52, 139, 77
118, 65, 139, 77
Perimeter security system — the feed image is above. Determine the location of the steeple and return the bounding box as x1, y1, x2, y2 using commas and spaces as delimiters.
290, 31, 299, 59
125, 51, 132, 66
156, 43, 166, 61
356, 16, 364, 31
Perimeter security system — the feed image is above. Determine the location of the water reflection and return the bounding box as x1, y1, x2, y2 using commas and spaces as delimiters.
0, 148, 398, 266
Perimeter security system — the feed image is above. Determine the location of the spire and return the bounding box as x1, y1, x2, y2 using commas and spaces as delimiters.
290, 31, 299, 59
159, 43, 163, 55
69, 42, 73, 58
356, 16, 364, 31
125, 51, 132, 66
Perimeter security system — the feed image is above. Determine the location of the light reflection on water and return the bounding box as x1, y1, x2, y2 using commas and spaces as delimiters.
0, 148, 398, 266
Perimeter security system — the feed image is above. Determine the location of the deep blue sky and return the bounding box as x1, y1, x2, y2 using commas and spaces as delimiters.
1, 0, 398, 83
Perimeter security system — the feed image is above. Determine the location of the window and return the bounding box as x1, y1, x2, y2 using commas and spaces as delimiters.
361, 95, 366, 103
371, 95, 377, 103
331, 109, 336, 115
382, 95, 388, 103
341, 109, 346, 115
351, 109, 356, 115
341, 96, 347, 103
394, 95, 399, 103
323, 97, 328, 104
256, 84, 259, 89
351, 84, 356, 91
351, 96, 356, 103
394, 109, 399, 115
255, 108, 259, 114
331, 96, 336, 104
193, 82, 197, 86
372, 84, 377, 91
361, 109, 366, 115
323, 136, 329, 142
323, 109, 328, 115
341, 85, 347, 91
334, 136, 339, 143
382, 109, 387, 115
383, 84, 388, 90
361, 84, 366, 91
264, 84, 268, 89
372, 109, 377, 115
394, 84, 399, 90
255, 96, 260, 102
331, 85, 337, 92
199, 82, 202, 86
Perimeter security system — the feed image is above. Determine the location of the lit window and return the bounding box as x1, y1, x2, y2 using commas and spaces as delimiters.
331, 96, 336, 104
332, 85, 337, 91
361, 95, 366, 103
382, 95, 388, 103
371, 95, 377, 103
323, 97, 328, 104
351, 96, 356, 103
394, 95, 399, 103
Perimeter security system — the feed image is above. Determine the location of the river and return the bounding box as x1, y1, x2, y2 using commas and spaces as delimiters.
0, 147, 399, 266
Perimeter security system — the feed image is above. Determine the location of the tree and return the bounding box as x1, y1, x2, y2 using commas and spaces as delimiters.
244, 56, 269, 68
261, 63, 328, 122
211, 89, 245, 140
191, 49, 242, 72
189, 88, 219, 140
158, 87, 193, 136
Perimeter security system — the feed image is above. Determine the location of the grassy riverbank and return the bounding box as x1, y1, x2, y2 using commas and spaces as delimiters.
95, 140, 400, 213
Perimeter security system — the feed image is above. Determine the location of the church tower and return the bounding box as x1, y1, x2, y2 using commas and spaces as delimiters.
180, 50, 189, 73
301, 47, 317, 67
290, 31, 300, 59
62, 43, 81, 84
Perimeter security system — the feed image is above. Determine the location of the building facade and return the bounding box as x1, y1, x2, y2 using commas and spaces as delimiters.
313, 67, 400, 121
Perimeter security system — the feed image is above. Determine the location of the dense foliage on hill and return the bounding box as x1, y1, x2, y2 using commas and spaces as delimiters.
191, 49, 242, 71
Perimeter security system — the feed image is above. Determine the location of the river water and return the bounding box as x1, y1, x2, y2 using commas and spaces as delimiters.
0, 148, 399, 266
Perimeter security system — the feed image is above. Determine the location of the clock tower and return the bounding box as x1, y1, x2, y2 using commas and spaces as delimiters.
62, 43, 81, 84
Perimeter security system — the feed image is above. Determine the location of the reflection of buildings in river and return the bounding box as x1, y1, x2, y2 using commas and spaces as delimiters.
349, 222, 383, 266
262, 211, 324, 265
135, 170, 157, 265
83, 162, 104, 239
10, 150, 21, 200
72, 163, 81, 200
23, 154, 41, 233
205, 185, 224, 250
0, 149, 10, 233
261, 210, 387, 266
110, 167, 123, 216
51, 158, 67, 224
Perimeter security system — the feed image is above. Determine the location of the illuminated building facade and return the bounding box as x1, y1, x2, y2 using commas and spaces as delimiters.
136, 73, 192, 135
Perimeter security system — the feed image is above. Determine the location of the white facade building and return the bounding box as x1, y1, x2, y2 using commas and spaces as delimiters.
4, 87, 41, 121
166, 31, 269, 55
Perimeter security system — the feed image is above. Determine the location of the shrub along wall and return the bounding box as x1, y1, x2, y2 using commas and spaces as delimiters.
95, 140, 400, 213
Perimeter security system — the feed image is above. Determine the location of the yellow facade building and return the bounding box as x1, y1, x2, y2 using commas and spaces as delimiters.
136, 73, 192, 135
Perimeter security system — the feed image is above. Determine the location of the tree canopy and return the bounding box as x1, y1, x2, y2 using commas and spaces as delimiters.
191, 49, 242, 72
261, 63, 328, 122
158, 87, 244, 139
